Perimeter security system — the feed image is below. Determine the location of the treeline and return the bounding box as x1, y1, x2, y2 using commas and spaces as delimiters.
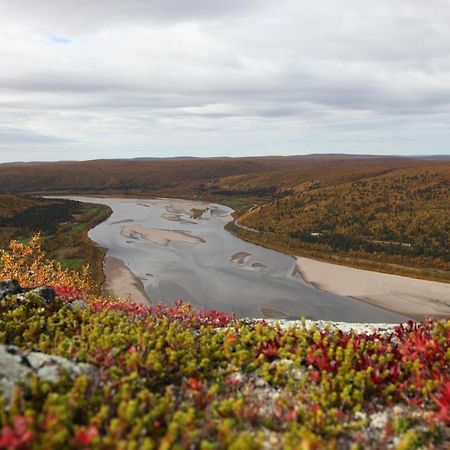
287, 231, 449, 261
0, 196, 73, 244
0, 201, 78, 235
0, 157, 307, 195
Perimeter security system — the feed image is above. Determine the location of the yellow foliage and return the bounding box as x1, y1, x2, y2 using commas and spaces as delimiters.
0, 234, 93, 294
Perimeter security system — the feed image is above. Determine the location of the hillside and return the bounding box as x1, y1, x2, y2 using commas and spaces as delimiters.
0, 195, 111, 290
235, 163, 450, 282
0, 238, 448, 449
0, 155, 426, 198
0, 157, 306, 196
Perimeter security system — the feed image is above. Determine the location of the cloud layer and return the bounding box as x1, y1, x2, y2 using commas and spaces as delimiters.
0, 0, 449, 161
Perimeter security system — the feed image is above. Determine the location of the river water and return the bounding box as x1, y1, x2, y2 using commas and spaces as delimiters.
71, 197, 408, 322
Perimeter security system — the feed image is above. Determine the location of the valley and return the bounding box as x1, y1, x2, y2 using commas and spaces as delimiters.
1, 155, 449, 321
1, 155, 448, 285
2, 3, 450, 447
53, 195, 448, 322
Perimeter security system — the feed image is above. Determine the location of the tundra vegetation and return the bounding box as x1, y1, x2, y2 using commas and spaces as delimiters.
0, 237, 448, 449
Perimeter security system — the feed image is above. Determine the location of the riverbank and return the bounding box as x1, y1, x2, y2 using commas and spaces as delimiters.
295, 257, 450, 320
228, 222, 450, 320
103, 256, 150, 305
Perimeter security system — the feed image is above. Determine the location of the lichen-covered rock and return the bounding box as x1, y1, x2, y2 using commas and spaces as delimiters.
0, 280, 58, 310
27, 286, 56, 304
0, 280, 22, 300
0, 344, 94, 401
65, 299, 88, 310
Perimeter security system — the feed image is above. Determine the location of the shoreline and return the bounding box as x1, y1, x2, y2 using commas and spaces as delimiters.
103, 256, 150, 305
295, 256, 450, 320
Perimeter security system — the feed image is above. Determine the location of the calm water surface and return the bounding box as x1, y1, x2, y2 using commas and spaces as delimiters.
70, 197, 408, 322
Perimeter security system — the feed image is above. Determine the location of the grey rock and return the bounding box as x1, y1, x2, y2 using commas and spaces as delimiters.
27, 286, 56, 304
0, 280, 58, 309
260, 318, 399, 336
0, 280, 22, 300
253, 376, 268, 388
0, 344, 94, 401
65, 299, 88, 310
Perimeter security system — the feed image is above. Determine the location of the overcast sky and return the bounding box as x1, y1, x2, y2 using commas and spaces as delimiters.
0, 0, 449, 161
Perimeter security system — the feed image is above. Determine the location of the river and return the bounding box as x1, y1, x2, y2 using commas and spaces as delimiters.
69, 196, 408, 323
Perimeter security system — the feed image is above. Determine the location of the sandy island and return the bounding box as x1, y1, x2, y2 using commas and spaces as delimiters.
230, 252, 251, 264
251, 262, 266, 271
103, 256, 150, 305
110, 219, 134, 225
295, 256, 450, 320
121, 225, 205, 246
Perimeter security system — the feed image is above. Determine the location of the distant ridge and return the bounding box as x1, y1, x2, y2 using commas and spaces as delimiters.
130, 156, 199, 161
412, 155, 450, 161
3, 153, 450, 165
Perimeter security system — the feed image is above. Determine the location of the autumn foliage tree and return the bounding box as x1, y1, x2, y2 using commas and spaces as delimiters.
0, 234, 93, 296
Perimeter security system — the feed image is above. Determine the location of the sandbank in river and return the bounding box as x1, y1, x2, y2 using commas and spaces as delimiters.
295, 256, 450, 320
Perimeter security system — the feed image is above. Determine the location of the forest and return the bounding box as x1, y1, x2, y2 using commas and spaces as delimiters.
238, 164, 450, 281
0, 155, 426, 198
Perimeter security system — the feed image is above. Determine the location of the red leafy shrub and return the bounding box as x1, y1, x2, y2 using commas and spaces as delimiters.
51, 284, 84, 302
257, 340, 280, 361
300, 319, 450, 425
89, 298, 235, 327
74, 425, 98, 446
0, 416, 34, 450
187, 378, 204, 391
434, 381, 450, 424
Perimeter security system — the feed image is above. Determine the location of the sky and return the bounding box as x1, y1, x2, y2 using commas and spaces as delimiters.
0, 0, 450, 162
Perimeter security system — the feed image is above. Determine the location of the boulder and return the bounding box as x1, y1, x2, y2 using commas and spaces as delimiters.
0, 344, 94, 401
0, 280, 22, 300
27, 286, 56, 304
0, 280, 57, 308
65, 299, 88, 310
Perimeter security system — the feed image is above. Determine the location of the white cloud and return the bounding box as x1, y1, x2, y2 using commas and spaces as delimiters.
0, 0, 449, 161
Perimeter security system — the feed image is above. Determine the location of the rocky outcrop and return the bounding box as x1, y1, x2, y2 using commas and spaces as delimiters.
0, 344, 94, 401
0, 279, 56, 305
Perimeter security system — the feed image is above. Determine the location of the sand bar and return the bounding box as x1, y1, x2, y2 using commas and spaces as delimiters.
110, 219, 134, 225
121, 225, 204, 246
103, 256, 150, 305
295, 256, 450, 320
251, 262, 266, 271
230, 252, 251, 264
